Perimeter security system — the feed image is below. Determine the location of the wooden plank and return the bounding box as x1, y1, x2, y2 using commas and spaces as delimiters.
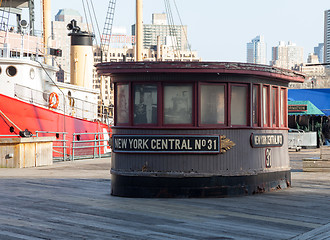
303, 168, 330, 172
320, 146, 330, 160
291, 222, 330, 240
303, 158, 330, 171
320, 154, 330, 160
0, 156, 328, 239
303, 161, 330, 168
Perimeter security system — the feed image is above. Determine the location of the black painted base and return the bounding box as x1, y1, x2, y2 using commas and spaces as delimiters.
111, 171, 291, 198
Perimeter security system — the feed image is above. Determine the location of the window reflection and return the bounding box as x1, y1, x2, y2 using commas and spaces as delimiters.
272, 87, 278, 127
263, 86, 269, 126
164, 85, 192, 124
116, 84, 129, 124
134, 85, 157, 124
252, 85, 259, 126
280, 89, 286, 127
201, 85, 225, 124
231, 85, 247, 125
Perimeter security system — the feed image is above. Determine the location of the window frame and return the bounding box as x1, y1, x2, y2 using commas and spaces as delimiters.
132, 82, 160, 126
228, 83, 250, 127
252, 84, 261, 127
115, 83, 131, 126
162, 83, 195, 127
272, 86, 279, 128
198, 82, 227, 127
280, 87, 288, 128
262, 85, 271, 127
113, 81, 286, 130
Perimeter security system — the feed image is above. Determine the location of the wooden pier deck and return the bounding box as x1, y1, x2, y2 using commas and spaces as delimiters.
0, 149, 329, 239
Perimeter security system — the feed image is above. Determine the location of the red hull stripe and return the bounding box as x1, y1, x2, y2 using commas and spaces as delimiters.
0, 94, 111, 153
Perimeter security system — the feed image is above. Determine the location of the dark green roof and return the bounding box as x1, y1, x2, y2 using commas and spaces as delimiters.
288, 100, 325, 116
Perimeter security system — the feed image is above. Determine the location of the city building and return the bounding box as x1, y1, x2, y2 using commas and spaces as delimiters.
291, 53, 328, 89
246, 35, 267, 65
294, 53, 325, 78
51, 9, 88, 83
131, 13, 188, 52
271, 41, 303, 70
314, 43, 324, 63
324, 9, 330, 66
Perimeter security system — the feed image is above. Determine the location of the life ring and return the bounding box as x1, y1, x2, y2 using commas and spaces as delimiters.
49, 92, 59, 109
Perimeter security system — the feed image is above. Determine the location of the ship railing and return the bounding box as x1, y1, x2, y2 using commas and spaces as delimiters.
71, 132, 111, 161
0, 30, 43, 57
0, 131, 111, 162
15, 84, 100, 122
35, 131, 69, 161
0, 134, 20, 137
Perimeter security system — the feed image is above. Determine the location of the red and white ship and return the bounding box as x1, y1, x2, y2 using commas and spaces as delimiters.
0, 0, 111, 158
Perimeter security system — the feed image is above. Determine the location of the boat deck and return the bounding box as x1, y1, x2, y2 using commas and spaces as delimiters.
0, 149, 329, 239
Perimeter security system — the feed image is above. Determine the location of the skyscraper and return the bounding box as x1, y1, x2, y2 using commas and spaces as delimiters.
132, 13, 188, 51
314, 43, 324, 63
246, 35, 267, 65
271, 41, 303, 70
324, 9, 330, 66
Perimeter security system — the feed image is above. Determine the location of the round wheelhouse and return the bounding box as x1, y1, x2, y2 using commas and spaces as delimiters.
97, 61, 305, 198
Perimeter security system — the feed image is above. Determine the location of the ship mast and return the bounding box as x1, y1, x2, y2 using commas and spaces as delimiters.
43, 0, 51, 65
136, 0, 143, 61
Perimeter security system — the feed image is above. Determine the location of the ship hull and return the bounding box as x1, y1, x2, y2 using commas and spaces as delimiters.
0, 94, 111, 158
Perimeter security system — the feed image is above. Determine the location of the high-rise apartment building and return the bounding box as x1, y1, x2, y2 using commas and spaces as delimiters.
324, 9, 330, 66
271, 41, 303, 70
314, 43, 324, 63
131, 13, 188, 51
246, 35, 267, 65
52, 9, 88, 83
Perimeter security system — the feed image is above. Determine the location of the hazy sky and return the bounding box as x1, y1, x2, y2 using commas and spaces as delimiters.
48, 0, 329, 63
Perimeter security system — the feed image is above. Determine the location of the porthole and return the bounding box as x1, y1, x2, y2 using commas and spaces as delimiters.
6, 66, 17, 77
30, 68, 35, 79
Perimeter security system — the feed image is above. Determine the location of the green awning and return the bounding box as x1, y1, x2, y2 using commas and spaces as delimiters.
288, 100, 325, 116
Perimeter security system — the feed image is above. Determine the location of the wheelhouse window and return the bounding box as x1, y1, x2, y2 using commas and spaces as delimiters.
133, 84, 158, 125
113, 81, 286, 129
252, 85, 260, 127
272, 87, 279, 127
280, 88, 287, 127
164, 85, 193, 124
263, 86, 270, 127
230, 85, 248, 126
200, 84, 225, 125
116, 84, 129, 124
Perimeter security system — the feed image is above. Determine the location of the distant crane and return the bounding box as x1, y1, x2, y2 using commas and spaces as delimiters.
100, 0, 116, 62
98, 0, 116, 123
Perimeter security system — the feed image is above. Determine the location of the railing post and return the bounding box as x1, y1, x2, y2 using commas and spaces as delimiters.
94, 133, 97, 159
97, 132, 101, 158
63, 133, 66, 161
72, 133, 75, 161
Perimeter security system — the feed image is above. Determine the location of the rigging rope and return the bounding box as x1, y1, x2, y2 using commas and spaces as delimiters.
173, 0, 192, 55
164, 0, 181, 60
81, 0, 91, 34
90, 0, 103, 47
85, 0, 98, 45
